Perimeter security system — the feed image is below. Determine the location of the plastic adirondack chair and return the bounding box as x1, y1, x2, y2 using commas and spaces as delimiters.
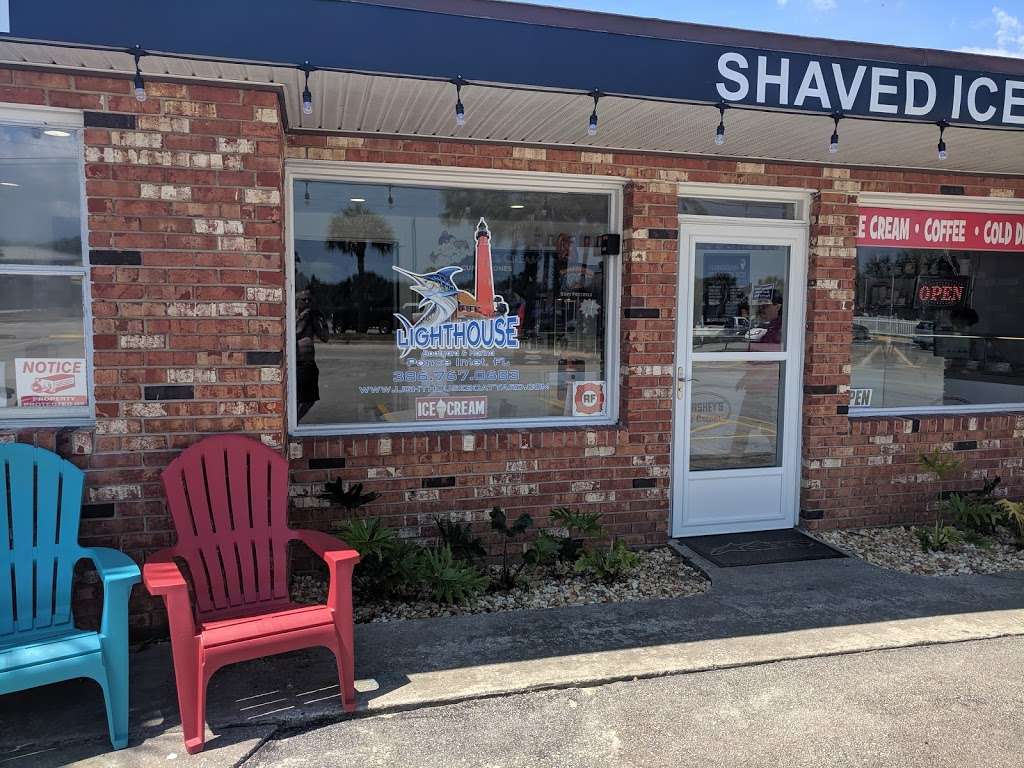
143, 435, 360, 754
0, 444, 140, 750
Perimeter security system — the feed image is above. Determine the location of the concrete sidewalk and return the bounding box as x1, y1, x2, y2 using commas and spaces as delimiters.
2, 547, 1022, 765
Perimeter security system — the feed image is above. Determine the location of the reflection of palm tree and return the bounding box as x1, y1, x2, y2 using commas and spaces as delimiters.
326, 204, 396, 333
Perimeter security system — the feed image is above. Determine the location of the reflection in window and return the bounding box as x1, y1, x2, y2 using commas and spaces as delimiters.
0, 119, 89, 417
291, 180, 613, 428
689, 361, 783, 471
692, 244, 789, 353
852, 246, 1024, 409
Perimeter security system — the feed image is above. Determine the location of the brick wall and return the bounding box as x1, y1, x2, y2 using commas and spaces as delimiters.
0, 68, 287, 633
3, 67, 1024, 634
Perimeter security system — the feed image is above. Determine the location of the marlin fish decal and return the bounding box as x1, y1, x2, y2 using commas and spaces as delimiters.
392, 265, 463, 340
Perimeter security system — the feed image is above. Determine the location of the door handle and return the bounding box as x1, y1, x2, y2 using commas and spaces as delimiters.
676, 367, 695, 399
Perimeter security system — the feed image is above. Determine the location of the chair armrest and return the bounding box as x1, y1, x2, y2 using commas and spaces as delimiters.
85, 547, 141, 587
292, 529, 361, 567
143, 549, 197, 637
83, 547, 140, 640
292, 530, 360, 616
142, 548, 189, 596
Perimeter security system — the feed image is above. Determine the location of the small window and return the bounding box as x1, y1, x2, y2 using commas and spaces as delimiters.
0, 111, 91, 423
678, 197, 797, 220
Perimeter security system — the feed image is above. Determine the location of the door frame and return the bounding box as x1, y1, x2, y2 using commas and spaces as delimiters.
670, 185, 812, 538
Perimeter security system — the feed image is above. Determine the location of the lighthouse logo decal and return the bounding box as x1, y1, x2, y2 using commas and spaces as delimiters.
393, 218, 520, 358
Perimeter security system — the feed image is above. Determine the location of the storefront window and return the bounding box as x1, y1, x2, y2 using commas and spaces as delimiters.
852, 245, 1024, 410
290, 178, 616, 431
0, 113, 90, 422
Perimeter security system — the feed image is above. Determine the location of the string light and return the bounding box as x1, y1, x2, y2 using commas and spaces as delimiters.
451, 77, 468, 127
301, 62, 315, 116
132, 45, 146, 102
588, 90, 601, 136
829, 112, 842, 154
97, 42, 997, 169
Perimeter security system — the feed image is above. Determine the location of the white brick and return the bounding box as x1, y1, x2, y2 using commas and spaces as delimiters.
216, 137, 256, 154
585, 446, 615, 458
246, 286, 283, 302
244, 188, 281, 205
118, 334, 165, 349
111, 131, 163, 149
255, 107, 279, 123
260, 367, 282, 383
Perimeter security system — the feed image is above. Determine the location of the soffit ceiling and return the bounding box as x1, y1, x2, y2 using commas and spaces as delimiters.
1, 41, 1021, 177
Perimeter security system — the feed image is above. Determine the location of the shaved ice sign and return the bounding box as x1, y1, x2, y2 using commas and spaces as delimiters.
16, 358, 88, 407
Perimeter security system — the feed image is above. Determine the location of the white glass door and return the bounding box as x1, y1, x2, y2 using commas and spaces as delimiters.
671, 220, 807, 537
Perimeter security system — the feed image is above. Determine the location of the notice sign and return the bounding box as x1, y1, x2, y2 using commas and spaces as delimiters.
572, 381, 606, 417
415, 395, 488, 421
15, 358, 88, 407
857, 207, 1024, 252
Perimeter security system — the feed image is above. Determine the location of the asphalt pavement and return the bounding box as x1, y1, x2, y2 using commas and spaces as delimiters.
247, 636, 1024, 768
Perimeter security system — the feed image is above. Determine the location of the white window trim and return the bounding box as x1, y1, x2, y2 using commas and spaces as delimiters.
0, 105, 95, 428
284, 161, 625, 436
851, 191, 1024, 418
677, 182, 814, 225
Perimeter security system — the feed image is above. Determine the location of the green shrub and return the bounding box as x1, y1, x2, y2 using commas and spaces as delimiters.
522, 531, 564, 568
489, 506, 534, 590
434, 516, 486, 563
333, 518, 423, 599
320, 479, 381, 510
996, 499, 1024, 548
946, 493, 1000, 535
574, 540, 640, 583
548, 507, 604, 563
419, 545, 488, 604
914, 522, 963, 553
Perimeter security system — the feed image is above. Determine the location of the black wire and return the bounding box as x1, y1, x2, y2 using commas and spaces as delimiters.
0, 36, 1019, 135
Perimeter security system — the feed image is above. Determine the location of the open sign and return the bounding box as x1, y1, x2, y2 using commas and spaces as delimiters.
915, 276, 971, 308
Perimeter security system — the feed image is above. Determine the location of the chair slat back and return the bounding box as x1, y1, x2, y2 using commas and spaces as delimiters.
161, 435, 290, 617
0, 444, 84, 641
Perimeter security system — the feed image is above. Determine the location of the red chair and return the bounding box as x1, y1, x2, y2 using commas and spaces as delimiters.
143, 435, 359, 754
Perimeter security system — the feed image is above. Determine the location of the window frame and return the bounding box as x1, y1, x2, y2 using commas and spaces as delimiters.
0, 104, 94, 428
284, 161, 624, 436
850, 191, 1024, 418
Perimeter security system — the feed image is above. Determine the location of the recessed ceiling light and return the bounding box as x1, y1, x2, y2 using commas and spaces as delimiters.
509, 204, 525, 209
43, 129, 71, 138
350, 197, 366, 203
0, 181, 19, 187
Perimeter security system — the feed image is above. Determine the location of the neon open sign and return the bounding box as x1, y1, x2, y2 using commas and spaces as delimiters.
915, 276, 971, 308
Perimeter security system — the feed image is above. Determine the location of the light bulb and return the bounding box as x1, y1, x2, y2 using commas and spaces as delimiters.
829, 132, 839, 154
455, 100, 465, 127
715, 123, 725, 146
133, 72, 146, 103
937, 141, 947, 160
302, 86, 313, 116
588, 111, 598, 136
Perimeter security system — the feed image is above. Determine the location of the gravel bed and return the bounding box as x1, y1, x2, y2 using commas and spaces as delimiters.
815, 526, 1024, 576
291, 547, 708, 623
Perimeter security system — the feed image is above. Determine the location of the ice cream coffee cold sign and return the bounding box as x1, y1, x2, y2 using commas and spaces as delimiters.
857, 207, 1024, 251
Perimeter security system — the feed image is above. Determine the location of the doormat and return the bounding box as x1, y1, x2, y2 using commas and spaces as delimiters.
677, 528, 846, 568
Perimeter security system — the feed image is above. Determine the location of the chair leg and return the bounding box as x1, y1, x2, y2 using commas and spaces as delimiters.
333, 632, 357, 713
181, 669, 208, 755
99, 658, 131, 749
100, 632, 132, 749
169, 644, 207, 755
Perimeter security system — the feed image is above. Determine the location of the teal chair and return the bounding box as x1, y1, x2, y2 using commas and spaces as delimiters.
0, 444, 140, 749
